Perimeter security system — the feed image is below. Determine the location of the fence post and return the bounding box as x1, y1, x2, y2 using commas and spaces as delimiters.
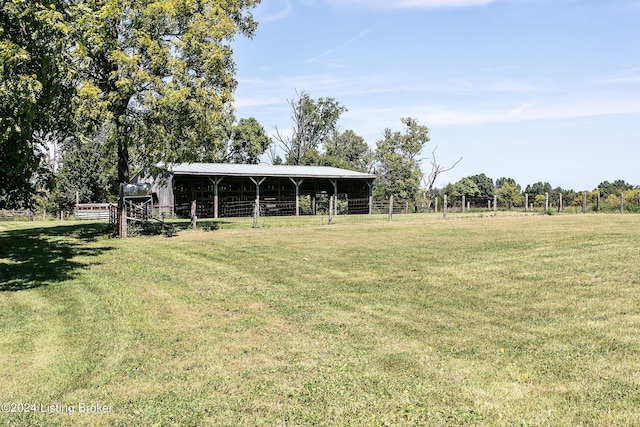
545, 193, 549, 212
190, 200, 197, 230
582, 192, 587, 214
120, 207, 127, 238
443, 195, 448, 219
462, 195, 466, 212
620, 192, 624, 214
493, 195, 497, 214
525, 193, 529, 212
253, 198, 259, 228
388, 195, 394, 222
558, 193, 563, 212
328, 196, 334, 225
434, 197, 438, 213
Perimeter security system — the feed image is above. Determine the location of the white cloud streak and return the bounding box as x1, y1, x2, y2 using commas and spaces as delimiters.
306, 29, 372, 64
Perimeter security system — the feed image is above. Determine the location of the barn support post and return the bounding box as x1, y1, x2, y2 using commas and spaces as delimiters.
367, 181, 373, 215
208, 177, 224, 219
289, 178, 304, 216
249, 176, 267, 214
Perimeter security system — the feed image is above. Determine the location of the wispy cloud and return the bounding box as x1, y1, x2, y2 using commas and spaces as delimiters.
306, 29, 373, 64
345, 98, 640, 132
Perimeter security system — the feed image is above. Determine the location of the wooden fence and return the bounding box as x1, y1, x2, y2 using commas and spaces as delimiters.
0, 209, 34, 221
75, 203, 114, 220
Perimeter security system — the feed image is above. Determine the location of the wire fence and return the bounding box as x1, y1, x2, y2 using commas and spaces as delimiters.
94, 191, 640, 233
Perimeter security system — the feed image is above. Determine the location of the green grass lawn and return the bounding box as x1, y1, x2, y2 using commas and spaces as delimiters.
1, 213, 639, 426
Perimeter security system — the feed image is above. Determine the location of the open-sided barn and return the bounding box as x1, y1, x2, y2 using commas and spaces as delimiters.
132, 163, 377, 218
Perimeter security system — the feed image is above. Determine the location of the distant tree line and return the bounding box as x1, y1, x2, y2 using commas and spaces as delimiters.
436, 176, 639, 210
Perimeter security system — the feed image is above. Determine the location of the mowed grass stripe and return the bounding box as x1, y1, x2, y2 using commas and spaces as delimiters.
1, 214, 639, 426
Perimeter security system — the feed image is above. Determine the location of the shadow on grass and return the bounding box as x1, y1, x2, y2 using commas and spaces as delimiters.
0, 223, 113, 292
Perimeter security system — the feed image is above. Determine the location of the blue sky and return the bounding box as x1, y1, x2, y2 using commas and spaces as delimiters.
231, 0, 640, 191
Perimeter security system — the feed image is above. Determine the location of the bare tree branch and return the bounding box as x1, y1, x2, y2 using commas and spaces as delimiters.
423, 145, 462, 209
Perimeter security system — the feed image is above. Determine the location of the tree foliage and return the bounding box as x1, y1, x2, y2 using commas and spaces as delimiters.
597, 180, 634, 198
496, 177, 520, 190
1, 0, 75, 208
322, 129, 373, 172
525, 181, 552, 198
373, 117, 429, 201
54, 138, 116, 211
453, 177, 480, 197
72, 0, 261, 186
275, 91, 347, 165
497, 182, 523, 209
225, 117, 272, 164
468, 173, 494, 198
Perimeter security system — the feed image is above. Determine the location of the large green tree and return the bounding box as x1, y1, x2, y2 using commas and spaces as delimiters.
224, 117, 272, 164
274, 91, 347, 165
497, 182, 523, 209
597, 180, 634, 198
468, 173, 494, 198
322, 129, 372, 172
496, 177, 523, 209
72, 0, 260, 187
1, 0, 75, 208
373, 117, 429, 201
525, 181, 552, 198
453, 177, 480, 197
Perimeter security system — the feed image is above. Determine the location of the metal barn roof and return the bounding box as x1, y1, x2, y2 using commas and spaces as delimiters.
169, 163, 376, 180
